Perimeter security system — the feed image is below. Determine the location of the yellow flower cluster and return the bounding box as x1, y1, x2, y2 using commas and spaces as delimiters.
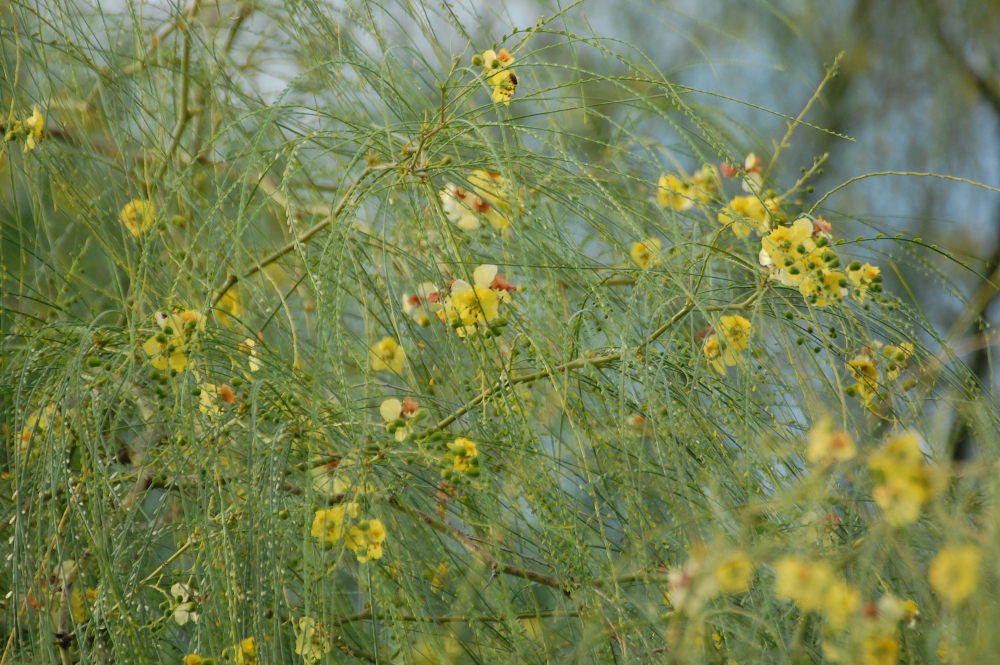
346, 518, 387, 563
311, 503, 387, 563
868, 431, 934, 527
657, 165, 719, 211
3, 106, 45, 152
142, 309, 205, 373
439, 170, 514, 231
846, 351, 879, 404
311, 503, 356, 544
479, 48, 517, 105
846, 342, 913, 405
447, 437, 479, 474
702, 314, 751, 374
436, 264, 513, 338
760, 216, 848, 306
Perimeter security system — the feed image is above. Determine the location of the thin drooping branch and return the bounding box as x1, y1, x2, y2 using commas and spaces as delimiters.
211, 165, 386, 307
328, 608, 580, 627
415, 288, 763, 440
387, 496, 569, 592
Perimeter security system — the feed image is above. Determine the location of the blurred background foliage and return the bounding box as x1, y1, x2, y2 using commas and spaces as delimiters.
2, 0, 999, 664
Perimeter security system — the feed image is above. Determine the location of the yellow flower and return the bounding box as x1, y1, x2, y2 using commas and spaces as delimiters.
450, 437, 479, 472
119, 199, 155, 237
481, 48, 517, 105
142, 309, 203, 372
380, 397, 420, 442
929, 544, 981, 606
368, 518, 387, 543
448, 286, 499, 327
847, 262, 882, 303
847, 352, 879, 404
311, 504, 358, 545
182, 655, 206, 665
880, 342, 913, 383
630, 238, 662, 269
773, 556, 834, 612
657, 174, 694, 211
346, 518, 387, 563
370, 337, 405, 373
23, 106, 44, 152
719, 314, 750, 351
760, 217, 846, 307
170, 583, 200, 625
714, 551, 753, 593
690, 164, 720, 203
704, 314, 752, 374
234, 637, 256, 665
718, 195, 769, 237
439, 265, 508, 337
760, 217, 815, 271
440, 171, 513, 231
805, 416, 856, 465
469, 170, 515, 226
